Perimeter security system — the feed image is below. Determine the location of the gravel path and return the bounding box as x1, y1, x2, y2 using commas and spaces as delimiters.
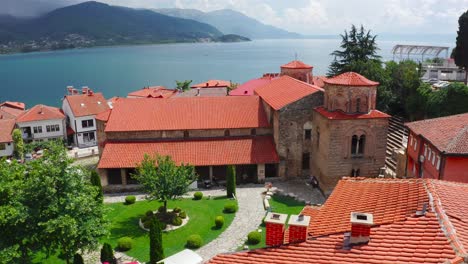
103, 188, 226, 204
195, 184, 266, 261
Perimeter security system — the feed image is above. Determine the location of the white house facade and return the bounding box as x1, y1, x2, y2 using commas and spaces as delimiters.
0, 119, 16, 158
15, 105, 66, 143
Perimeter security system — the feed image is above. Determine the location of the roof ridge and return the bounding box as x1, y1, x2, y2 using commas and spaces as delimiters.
405, 112, 468, 126
282, 75, 324, 91
425, 180, 467, 256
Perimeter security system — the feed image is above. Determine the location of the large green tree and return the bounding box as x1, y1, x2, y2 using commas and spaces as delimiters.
133, 154, 197, 212
453, 9, 468, 84
175, 80, 192, 92
0, 142, 109, 263
328, 25, 381, 77
149, 218, 164, 263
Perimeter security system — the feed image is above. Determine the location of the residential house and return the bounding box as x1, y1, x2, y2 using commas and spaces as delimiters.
62, 88, 109, 148
0, 101, 25, 120
16, 104, 66, 143
0, 119, 16, 158
127, 86, 177, 99
209, 177, 468, 264
406, 113, 468, 183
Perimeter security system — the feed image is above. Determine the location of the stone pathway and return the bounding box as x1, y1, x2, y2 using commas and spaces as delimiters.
195, 184, 266, 261
103, 188, 226, 204
268, 178, 327, 204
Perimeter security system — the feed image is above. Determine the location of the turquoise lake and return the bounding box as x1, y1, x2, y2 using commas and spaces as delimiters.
0, 38, 454, 107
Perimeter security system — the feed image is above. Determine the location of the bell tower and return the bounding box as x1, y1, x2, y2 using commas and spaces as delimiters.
280, 60, 313, 84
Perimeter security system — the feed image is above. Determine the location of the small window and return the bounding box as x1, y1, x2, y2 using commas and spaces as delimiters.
224, 130, 230, 136
351, 169, 360, 177
251, 128, 256, 136
83, 132, 95, 142
432, 154, 436, 165
351, 135, 358, 154
436, 156, 441, 170
184, 130, 189, 138
302, 153, 310, 170
351, 135, 365, 156
0, 143, 5, 150
356, 98, 361, 112
304, 129, 312, 140
33, 126, 42, 134
414, 139, 417, 151
316, 130, 320, 148
82, 119, 94, 128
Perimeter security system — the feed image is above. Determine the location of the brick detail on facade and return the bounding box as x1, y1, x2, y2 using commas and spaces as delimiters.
288, 225, 308, 244
265, 222, 285, 247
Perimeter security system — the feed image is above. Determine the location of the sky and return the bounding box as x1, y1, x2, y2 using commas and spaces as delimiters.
3, 0, 468, 35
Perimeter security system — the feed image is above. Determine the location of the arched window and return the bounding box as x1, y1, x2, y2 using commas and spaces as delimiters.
351, 135, 358, 154
358, 135, 366, 155
356, 98, 361, 112
351, 135, 365, 157
224, 129, 230, 136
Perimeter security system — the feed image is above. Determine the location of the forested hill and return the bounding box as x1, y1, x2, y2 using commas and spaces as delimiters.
0, 1, 249, 54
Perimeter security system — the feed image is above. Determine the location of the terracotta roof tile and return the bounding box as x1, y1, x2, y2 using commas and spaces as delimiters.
16, 104, 65, 123
97, 136, 279, 168
254, 76, 323, 110
95, 109, 111, 122
281, 60, 313, 69
104, 96, 270, 132
229, 77, 275, 96
64, 92, 109, 117
314, 107, 390, 120
191, 80, 231, 88
0, 101, 25, 110
324, 72, 379, 86
0, 119, 16, 143
127, 86, 177, 98
406, 113, 468, 154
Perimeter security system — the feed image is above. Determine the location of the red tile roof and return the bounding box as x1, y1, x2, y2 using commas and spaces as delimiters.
281, 60, 313, 69
0, 101, 25, 110
191, 80, 231, 88
104, 96, 270, 132
16, 104, 65, 123
254, 76, 323, 110
314, 107, 390, 120
209, 177, 468, 264
64, 92, 109, 117
312, 76, 327, 88
0, 106, 24, 120
95, 109, 111, 122
127, 86, 177, 98
405, 113, 468, 154
229, 77, 275, 96
324, 72, 379, 86
0, 119, 16, 143
98, 136, 279, 168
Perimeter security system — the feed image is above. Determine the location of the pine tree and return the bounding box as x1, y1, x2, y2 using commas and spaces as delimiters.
226, 165, 236, 198
149, 218, 164, 263
100, 243, 116, 264
453, 9, 468, 84
90, 170, 103, 203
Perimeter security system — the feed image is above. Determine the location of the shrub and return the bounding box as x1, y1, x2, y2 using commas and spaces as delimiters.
141, 215, 149, 223
179, 211, 187, 219
117, 237, 133, 251
158, 205, 166, 213
223, 202, 238, 213
193, 191, 203, 200
100, 243, 116, 264
73, 253, 84, 264
172, 216, 183, 226
247, 231, 261, 245
214, 215, 224, 229
186, 234, 203, 249
124, 195, 136, 205
143, 219, 153, 229
146, 210, 154, 217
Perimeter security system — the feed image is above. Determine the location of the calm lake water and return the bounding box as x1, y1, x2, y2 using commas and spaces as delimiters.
0, 38, 454, 107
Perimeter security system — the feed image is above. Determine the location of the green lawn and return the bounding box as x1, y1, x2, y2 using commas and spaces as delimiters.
102, 195, 236, 262
243, 194, 305, 250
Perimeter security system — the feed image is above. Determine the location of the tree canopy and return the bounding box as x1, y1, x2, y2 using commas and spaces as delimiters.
453, 9, 468, 84
132, 154, 197, 212
175, 80, 192, 92
0, 141, 108, 263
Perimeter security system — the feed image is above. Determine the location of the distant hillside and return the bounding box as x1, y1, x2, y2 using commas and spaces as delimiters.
155, 8, 302, 39
0, 0, 65, 18
0, 1, 249, 54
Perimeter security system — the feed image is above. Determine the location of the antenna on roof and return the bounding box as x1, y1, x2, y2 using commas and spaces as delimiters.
295, 52, 298, 61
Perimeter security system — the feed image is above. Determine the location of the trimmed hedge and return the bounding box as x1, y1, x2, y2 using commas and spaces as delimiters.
117, 237, 133, 251
145, 210, 154, 217
158, 205, 166, 213
193, 191, 203, 200
223, 202, 237, 213
179, 211, 187, 219
172, 216, 183, 226
173, 207, 182, 213
214, 215, 224, 229
247, 231, 261, 245
124, 196, 136, 205
186, 234, 203, 249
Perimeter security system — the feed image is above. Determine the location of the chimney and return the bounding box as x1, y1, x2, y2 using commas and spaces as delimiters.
196, 88, 201, 96
287, 214, 310, 244
265, 212, 287, 247
82, 86, 89, 94
349, 212, 373, 245
67, 86, 74, 95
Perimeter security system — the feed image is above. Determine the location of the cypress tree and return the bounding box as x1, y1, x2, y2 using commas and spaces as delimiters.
149, 218, 164, 263
100, 243, 116, 264
453, 9, 468, 84
72, 253, 84, 264
226, 165, 236, 198
90, 170, 103, 202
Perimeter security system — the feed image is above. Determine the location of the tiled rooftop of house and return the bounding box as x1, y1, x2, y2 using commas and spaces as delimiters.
127, 86, 177, 98
405, 113, 468, 154
0, 119, 16, 143
254, 76, 323, 110
0, 101, 25, 110
324, 72, 379, 86
208, 177, 468, 264
229, 77, 275, 96
0, 101, 25, 119
191, 80, 231, 88
104, 96, 270, 132
64, 92, 109, 117
16, 104, 65, 123
175, 87, 227, 97
314, 107, 390, 120
281, 60, 313, 69
98, 136, 279, 168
